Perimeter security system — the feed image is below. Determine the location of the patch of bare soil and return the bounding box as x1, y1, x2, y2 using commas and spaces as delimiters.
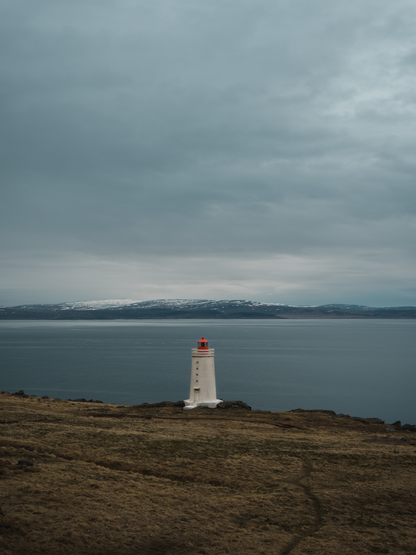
1, 394, 416, 555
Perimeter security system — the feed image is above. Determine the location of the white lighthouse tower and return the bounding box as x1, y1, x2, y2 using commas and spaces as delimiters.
184, 337, 222, 410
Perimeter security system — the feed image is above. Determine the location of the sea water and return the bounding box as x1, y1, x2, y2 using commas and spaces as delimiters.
0, 319, 415, 424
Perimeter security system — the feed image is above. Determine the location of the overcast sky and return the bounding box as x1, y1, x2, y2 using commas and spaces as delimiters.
1, 0, 416, 307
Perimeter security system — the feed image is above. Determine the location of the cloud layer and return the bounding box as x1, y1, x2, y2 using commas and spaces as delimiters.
1, 0, 416, 305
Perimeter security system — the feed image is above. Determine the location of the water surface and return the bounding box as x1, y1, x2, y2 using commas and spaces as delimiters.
1, 319, 415, 424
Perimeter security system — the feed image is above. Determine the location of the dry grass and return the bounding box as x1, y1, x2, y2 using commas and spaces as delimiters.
1, 394, 416, 555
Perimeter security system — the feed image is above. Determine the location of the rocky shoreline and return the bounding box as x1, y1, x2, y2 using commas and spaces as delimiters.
2, 389, 415, 431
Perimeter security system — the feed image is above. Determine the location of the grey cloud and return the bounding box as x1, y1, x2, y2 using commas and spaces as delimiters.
1, 0, 416, 305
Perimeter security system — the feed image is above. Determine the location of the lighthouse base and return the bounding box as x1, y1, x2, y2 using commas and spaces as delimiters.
183, 399, 222, 410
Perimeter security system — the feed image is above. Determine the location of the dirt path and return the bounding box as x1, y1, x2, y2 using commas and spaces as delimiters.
280, 458, 323, 555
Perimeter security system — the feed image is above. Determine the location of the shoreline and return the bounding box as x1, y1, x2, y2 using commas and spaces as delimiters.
2, 390, 415, 430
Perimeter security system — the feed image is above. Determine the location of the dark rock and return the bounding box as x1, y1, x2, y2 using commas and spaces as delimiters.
402, 424, 416, 432
216, 401, 252, 411
336, 415, 385, 425
392, 421, 401, 427
71, 398, 103, 403
291, 408, 336, 416
365, 418, 385, 424
41, 396, 49, 399
14, 390, 29, 398
351, 416, 385, 424
17, 460, 34, 466
0, 506, 4, 517
135, 401, 185, 408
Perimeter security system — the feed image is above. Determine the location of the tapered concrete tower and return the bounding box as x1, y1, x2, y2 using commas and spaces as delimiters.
184, 337, 222, 410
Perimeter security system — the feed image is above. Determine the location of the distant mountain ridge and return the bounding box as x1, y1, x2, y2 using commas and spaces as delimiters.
0, 299, 415, 319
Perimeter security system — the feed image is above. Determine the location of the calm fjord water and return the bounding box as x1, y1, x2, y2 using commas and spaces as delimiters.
0, 319, 415, 424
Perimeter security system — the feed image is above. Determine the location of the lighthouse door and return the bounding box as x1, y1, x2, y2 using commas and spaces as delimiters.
194, 388, 200, 402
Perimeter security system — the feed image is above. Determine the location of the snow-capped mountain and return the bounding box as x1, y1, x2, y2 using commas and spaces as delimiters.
0, 299, 415, 319
57, 299, 291, 311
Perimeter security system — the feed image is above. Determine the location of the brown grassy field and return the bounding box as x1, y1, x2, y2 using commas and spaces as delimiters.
1, 393, 416, 555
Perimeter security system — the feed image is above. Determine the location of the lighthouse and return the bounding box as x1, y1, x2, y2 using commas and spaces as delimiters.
184, 337, 222, 410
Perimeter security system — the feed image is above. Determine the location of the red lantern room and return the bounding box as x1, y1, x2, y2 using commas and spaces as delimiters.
197, 337, 209, 350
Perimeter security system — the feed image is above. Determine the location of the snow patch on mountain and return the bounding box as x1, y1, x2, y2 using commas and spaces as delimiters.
58, 299, 295, 311
59, 299, 141, 310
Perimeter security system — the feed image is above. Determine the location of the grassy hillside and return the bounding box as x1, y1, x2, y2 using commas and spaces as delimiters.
1, 394, 415, 554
